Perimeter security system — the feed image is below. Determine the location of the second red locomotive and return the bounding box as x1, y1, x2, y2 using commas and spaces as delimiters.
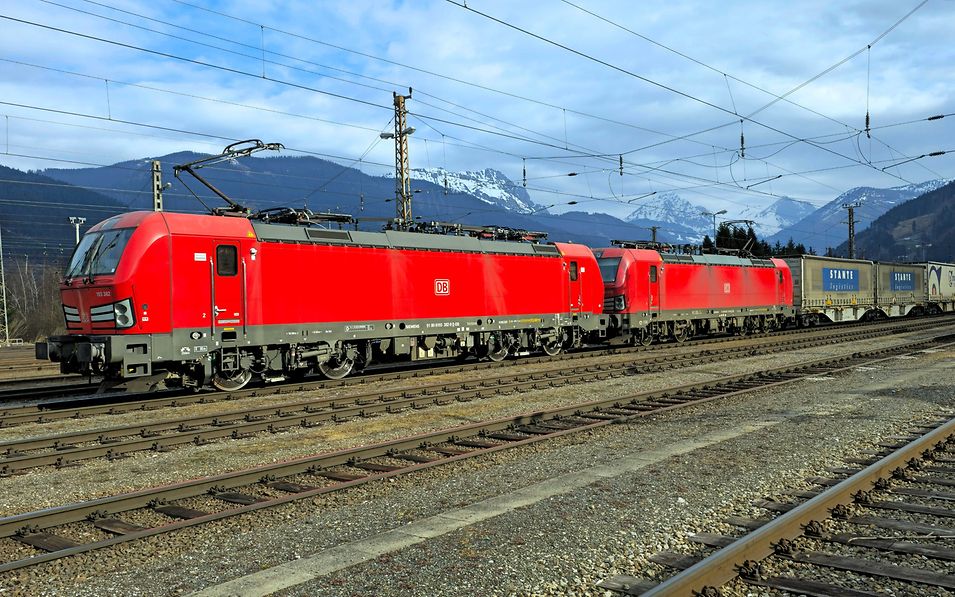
597, 246, 794, 344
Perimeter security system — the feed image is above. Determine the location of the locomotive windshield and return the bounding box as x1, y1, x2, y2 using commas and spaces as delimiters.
597, 257, 621, 282
65, 227, 135, 279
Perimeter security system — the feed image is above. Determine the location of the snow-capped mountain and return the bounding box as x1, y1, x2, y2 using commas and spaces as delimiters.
624, 192, 712, 237
768, 179, 950, 251
623, 191, 813, 242
410, 167, 547, 214
737, 197, 817, 236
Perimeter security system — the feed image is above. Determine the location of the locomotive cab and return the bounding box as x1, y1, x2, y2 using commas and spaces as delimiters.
39, 212, 169, 388
595, 248, 662, 344
62, 226, 137, 331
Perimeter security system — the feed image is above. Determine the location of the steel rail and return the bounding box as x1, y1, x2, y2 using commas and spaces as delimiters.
0, 379, 98, 404
0, 324, 891, 435
7, 314, 944, 415
0, 315, 939, 426
0, 336, 948, 572
0, 326, 935, 472
641, 417, 955, 596
0, 319, 860, 415
0, 373, 88, 387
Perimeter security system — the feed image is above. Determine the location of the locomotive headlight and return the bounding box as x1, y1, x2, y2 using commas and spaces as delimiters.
113, 298, 135, 329
613, 295, 627, 311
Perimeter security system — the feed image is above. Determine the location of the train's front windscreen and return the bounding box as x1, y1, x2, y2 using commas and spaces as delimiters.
65, 228, 135, 279
597, 257, 622, 283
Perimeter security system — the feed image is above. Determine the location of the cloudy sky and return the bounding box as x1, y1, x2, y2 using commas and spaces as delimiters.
1, 0, 953, 220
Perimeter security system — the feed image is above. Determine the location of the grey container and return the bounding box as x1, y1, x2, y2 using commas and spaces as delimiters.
782, 255, 875, 323
874, 261, 927, 316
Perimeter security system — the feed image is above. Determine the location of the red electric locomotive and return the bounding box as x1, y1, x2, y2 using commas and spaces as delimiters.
596, 244, 794, 344
39, 209, 606, 391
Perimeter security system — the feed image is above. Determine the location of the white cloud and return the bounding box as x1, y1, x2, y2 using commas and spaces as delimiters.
0, 0, 952, 215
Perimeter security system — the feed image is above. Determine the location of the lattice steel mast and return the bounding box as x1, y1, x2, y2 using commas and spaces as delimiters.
381, 89, 415, 229
843, 201, 862, 258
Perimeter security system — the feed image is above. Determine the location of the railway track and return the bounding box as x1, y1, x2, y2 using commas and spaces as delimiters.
0, 377, 97, 404
12, 315, 944, 398
598, 417, 955, 595
3, 314, 948, 413
0, 373, 85, 387
0, 348, 61, 376
0, 322, 945, 473
0, 314, 945, 425
0, 334, 949, 573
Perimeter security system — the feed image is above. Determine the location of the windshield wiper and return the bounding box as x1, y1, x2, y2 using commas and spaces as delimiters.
80, 234, 108, 284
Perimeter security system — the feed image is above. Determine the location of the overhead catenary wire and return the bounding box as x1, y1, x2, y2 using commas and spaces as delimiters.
5, 5, 945, 202
444, 0, 924, 186
2, 91, 948, 217
0, 146, 767, 213
157, 0, 937, 208
560, 0, 920, 142
164, 0, 721, 145
170, 0, 936, 187
0, 57, 390, 136
40, 0, 702, 160
0, 14, 685, 163
0, 111, 946, 232
3, 142, 941, 222
38, 0, 396, 96
1, 1, 949, 227
540, 0, 941, 183
0, 14, 391, 112
1, 140, 948, 251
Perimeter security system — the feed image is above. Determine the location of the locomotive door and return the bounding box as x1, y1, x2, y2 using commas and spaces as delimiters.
648, 264, 660, 314
776, 268, 783, 305
211, 241, 245, 333
567, 260, 581, 313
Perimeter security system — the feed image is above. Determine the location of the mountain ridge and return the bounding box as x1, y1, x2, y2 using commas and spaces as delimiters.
38, 154, 652, 248
22, 151, 951, 257
835, 180, 955, 261
768, 180, 949, 251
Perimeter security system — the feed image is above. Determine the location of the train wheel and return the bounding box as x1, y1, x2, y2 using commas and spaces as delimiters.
318, 356, 354, 380
673, 327, 689, 343
212, 368, 253, 391
486, 345, 508, 362
541, 339, 562, 356
639, 330, 653, 346
479, 335, 509, 362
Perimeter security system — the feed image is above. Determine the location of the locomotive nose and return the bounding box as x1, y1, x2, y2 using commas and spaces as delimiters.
62, 287, 136, 333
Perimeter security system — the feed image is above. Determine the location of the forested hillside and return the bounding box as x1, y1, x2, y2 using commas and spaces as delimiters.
836, 180, 955, 261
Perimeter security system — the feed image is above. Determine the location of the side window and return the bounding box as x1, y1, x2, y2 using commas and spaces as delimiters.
216, 245, 238, 276
649, 265, 658, 282
569, 261, 579, 281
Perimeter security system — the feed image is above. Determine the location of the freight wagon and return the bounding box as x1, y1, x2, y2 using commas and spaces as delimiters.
782, 255, 877, 325
874, 261, 927, 317
926, 261, 955, 312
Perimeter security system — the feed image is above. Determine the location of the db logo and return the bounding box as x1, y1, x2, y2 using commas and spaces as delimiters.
434, 279, 450, 295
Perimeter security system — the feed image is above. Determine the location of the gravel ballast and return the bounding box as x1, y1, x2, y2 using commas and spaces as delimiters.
0, 327, 953, 596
